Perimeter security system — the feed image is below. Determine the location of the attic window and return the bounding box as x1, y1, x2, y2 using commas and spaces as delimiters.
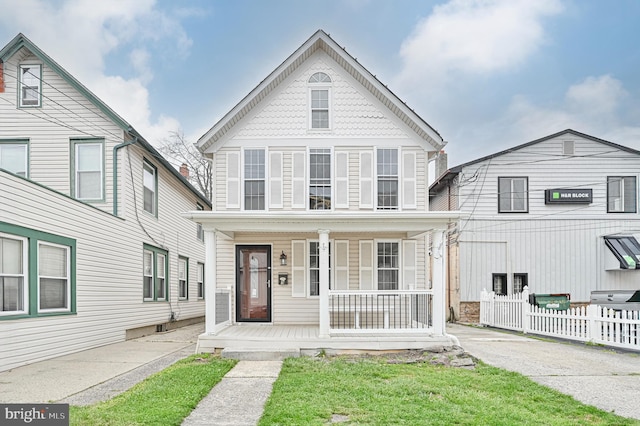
604, 236, 640, 269
19, 64, 41, 107
308, 73, 331, 129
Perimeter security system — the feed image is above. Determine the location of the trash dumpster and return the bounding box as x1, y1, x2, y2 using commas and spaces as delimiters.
529, 293, 570, 310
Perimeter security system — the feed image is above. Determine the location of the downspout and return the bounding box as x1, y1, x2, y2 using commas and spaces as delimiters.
113, 136, 137, 216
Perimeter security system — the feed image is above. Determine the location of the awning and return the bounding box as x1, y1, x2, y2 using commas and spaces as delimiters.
604, 235, 640, 269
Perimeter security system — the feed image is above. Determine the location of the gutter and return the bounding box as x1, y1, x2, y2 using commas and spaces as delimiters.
113, 136, 137, 216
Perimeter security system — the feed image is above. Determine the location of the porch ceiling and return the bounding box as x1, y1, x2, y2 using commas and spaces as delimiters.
183, 211, 462, 237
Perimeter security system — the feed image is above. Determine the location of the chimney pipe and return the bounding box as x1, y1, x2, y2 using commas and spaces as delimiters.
179, 163, 189, 179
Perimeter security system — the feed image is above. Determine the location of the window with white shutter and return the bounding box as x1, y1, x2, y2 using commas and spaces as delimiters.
359, 151, 373, 209
402, 151, 416, 209
335, 152, 349, 209
269, 151, 283, 209
359, 240, 374, 290
226, 151, 240, 209
291, 240, 306, 297
292, 151, 306, 209
402, 240, 417, 289
334, 240, 349, 290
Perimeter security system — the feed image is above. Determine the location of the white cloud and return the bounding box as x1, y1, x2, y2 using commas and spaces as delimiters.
0, 0, 186, 146
396, 0, 563, 92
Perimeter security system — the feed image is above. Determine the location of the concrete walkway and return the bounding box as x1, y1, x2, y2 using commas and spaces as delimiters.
448, 323, 640, 421
181, 360, 282, 426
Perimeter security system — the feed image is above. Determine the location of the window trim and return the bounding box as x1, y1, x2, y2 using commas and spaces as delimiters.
498, 176, 529, 213
0, 139, 29, 178
308, 73, 332, 131
492, 273, 507, 296
18, 63, 42, 108
71, 138, 105, 202
607, 176, 637, 213
0, 222, 76, 320
197, 262, 205, 300
37, 241, 71, 313
376, 148, 399, 210
513, 273, 528, 293
143, 244, 168, 302
0, 233, 29, 316
308, 148, 333, 211
178, 256, 189, 300
143, 160, 158, 217
308, 240, 332, 297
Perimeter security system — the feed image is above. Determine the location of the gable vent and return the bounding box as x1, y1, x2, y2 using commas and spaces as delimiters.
563, 140, 575, 155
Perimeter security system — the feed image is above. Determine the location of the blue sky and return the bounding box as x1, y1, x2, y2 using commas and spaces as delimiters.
1, 0, 639, 166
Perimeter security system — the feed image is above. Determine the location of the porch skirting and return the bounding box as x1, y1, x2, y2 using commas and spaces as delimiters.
195, 324, 457, 354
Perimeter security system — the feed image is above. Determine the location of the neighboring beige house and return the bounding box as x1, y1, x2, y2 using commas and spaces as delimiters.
185, 30, 461, 353
430, 129, 640, 323
0, 33, 210, 372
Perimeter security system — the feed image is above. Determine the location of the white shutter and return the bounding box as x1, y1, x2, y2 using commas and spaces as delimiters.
292, 151, 306, 209
359, 151, 373, 209
402, 150, 416, 209
291, 240, 306, 297
269, 151, 283, 209
335, 151, 349, 209
334, 240, 349, 290
359, 240, 374, 290
402, 239, 417, 290
226, 151, 240, 209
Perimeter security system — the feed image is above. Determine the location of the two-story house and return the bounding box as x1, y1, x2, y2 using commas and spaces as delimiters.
430, 129, 640, 323
0, 33, 210, 372
185, 30, 461, 354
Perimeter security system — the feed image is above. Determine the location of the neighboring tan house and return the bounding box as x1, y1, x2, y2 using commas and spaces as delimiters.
0, 33, 210, 372
430, 129, 640, 323
185, 30, 461, 353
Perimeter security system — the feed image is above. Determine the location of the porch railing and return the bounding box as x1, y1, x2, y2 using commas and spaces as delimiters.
328, 290, 433, 333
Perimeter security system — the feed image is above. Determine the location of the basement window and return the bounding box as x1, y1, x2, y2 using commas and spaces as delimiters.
604, 236, 640, 269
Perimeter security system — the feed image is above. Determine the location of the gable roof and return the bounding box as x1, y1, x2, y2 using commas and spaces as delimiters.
196, 29, 444, 153
0, 33, 211, 208
429, 129, 640, 194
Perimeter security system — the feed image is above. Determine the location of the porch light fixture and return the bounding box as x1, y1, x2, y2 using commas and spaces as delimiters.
280, 250, 287, 266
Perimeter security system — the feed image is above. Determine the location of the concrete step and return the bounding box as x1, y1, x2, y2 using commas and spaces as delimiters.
221, 347, 300, 361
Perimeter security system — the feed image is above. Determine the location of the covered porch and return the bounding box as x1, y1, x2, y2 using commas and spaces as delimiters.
183, 211, 461, 353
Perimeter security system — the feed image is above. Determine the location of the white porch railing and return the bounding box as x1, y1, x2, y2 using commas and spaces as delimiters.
328, 290, 433, 333
480, 287, 640, 351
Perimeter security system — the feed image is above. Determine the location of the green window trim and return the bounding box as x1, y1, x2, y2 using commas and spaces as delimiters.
0, 221, 76, 320
178, 256, 189, 300
143, 159, 158, 217
70, 138, 105, 202
143, 244, 168, 302
0, 139, 29, 178
18, 63, 42, 108
197, 262, 205, 300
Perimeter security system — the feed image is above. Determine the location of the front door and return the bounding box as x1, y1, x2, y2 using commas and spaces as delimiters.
236, 245, 271, 322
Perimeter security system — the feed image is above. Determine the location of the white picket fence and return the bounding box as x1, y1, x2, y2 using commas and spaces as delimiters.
480, 287, 640, 351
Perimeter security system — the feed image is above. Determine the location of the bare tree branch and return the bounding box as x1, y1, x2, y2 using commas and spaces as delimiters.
159, 130, 212, 200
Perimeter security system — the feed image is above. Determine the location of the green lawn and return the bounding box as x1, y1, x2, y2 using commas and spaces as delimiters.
259, 356, 637, 426
70, 354, 236, 426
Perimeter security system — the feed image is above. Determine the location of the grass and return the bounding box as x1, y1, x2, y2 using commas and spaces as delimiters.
259, 356, 638, 426
70, 354, 236, 426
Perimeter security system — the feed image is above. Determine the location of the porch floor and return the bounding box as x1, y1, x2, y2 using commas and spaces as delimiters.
196, 324, 456, 355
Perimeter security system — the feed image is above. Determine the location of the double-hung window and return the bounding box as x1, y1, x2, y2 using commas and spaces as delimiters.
513, 273, 528, 293
377, 149, 398, 210
498, 177, 528, 213
72, 139, 104, 201
143, 245, 168, 301
0, 141, 28, 177
377, 242, 399, 290
244, 149, 265, 210
143, 161, 157, 216
197, 262, 204, 299
309, 72, 331, 129
178, 257, 188, 300
309, 241, 331, 296
0, 234, 28, 315
492, 273, 507, 295
19, 64, 41, 107
309, 149, 331, 210
38, 242, 71, 312
607, 176, 636, 213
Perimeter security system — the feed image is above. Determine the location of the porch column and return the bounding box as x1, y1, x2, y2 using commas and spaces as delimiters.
318, 229, 330, 338
432, 228, 447, 336
204, 229, 217, 335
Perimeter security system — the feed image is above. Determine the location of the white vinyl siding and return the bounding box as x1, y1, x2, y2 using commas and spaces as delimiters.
359, 151, 374, 209
269, 151, 283, 209
226, 151, 240, 209
334, 151, 349, 209
0, 141, 28, 178
292, 151, 306, 209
